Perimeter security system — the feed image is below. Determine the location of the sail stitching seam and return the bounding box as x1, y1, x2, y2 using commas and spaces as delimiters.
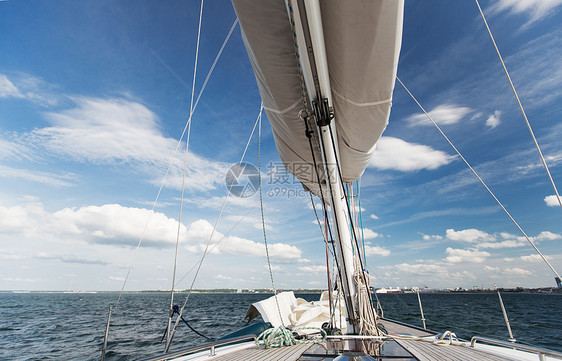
263, 99, 301, 115
331, 89, 392, 107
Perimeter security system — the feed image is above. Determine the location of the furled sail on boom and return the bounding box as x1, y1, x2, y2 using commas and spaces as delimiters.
233, 0, 404, 192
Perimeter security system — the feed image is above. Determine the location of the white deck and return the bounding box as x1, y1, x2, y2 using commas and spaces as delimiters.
151, 319, 560, 361
210, 342, 311, 361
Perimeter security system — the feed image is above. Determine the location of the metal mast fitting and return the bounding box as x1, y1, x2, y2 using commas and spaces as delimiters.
289, 0, 360, 333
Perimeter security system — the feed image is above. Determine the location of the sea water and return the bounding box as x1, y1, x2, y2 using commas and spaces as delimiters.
0, 292, 560, 360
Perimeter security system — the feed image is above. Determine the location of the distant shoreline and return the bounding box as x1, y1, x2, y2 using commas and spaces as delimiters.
1, 287, 560, 294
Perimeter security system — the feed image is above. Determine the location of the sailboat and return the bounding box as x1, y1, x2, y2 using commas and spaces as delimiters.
98, 0, 562, 360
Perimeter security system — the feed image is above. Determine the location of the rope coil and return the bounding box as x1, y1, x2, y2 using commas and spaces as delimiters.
256, 326, 327, 349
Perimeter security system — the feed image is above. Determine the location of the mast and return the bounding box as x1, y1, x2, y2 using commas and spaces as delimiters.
317, 108, 360, 334
291, 0, 360, 334
234, 0, 403, 334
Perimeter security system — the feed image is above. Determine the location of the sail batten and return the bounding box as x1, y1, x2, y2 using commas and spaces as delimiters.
233, 0, 404, 188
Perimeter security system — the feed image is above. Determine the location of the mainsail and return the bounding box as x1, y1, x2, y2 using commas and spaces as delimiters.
233, 0, 404, 192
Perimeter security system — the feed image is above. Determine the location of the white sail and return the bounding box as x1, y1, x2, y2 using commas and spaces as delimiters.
233, 0, 404, 191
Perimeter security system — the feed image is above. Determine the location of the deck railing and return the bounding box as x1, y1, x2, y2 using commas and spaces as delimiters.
470, 336, 562, 361
137, 335, 257, 361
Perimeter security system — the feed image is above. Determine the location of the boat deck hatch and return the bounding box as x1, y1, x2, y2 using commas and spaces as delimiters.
299, 340, 416, 360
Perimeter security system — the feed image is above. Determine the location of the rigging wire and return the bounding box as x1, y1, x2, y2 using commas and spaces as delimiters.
299, 112, 343, 278
289, 0, 368, 332
309, 193, 336, 328
316, 124, 357, 326
287, 0, 354, 324
165, 0, 204, 347
165, 105, 263, 352
109, 16, 238, 317
167, 107, 192, 343
309, 193, 336, 261
357, 179, 367, 266
474, 0, 562, 212
326, 124, 380, 335
396, 76, 561, 282
309, 118, 354, 327
175, 207, 255, 287
191, 19, 239, 116
257, 110, 284, 325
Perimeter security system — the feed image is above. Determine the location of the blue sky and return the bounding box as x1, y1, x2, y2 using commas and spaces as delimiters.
1, 0, 561, 291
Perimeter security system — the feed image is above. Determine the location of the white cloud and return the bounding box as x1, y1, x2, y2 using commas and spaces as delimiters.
361, 228, 380, 240
364, 245, 390, 257
1, 277, 41, 283
370, 137, 455, 171
486, 110, 501, 129
490, 0, 562, 25
0, 73, 59, 106
499, 232, 522, 240
0, 250, 22, 260
445, 248, 491, 263
394, 262, 447, 276
0, 200, 189, 248
184, 195, 258, 210
223, 214, 263, 230
446, 228, 496, 243
477, 240, 526, 249
504, 267, 533, 275
26, 96, 228, 191
451, 270, 476, 280
0, 165, 75, 187
520, 254, 549, 262
298, 265, 326, 273
532, 231, 562, 242
484, 265, 499, 271
184, 219, 222, 243
369, 214, 378, 220
35, 252, 109, 265
0, 202, 49, 235
544, 195, 562, 207
268, 265, 282, 272
214, 274, 233, 280
406, 104, 472, 127
35, 97, 169, 163
0, 138, 31, 160
54, 204, 186, 247
183, 219, 302, 260
0, 74, 23, 98
422, 234, 443, 241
